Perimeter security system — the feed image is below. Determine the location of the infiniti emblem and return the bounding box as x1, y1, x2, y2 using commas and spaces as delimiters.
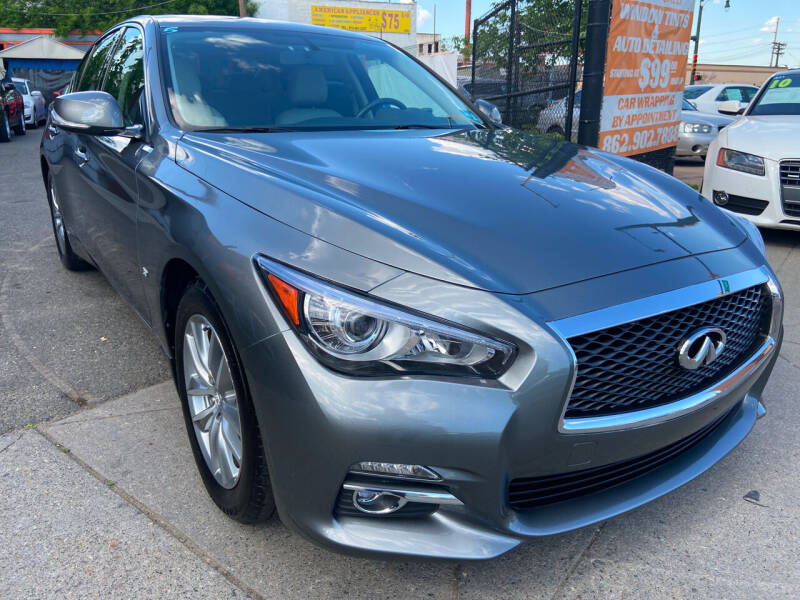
677, 327, 727, 370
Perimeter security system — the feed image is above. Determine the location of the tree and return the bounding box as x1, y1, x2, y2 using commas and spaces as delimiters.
0, 0, 259, 37
473, 0, 587, 73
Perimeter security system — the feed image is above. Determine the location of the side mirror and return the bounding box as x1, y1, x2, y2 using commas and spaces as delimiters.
718, 100, 744, 115
32, 90, 43, 97
52, 91, 127, 136
1, 82, 14, 93
475, 98, 503, 127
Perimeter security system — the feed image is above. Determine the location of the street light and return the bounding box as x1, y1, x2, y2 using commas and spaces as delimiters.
689, 0, 705, 83
690, 1, 731, 82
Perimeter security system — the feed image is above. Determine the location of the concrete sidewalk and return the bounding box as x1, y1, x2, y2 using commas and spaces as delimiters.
1, 354, 797, 599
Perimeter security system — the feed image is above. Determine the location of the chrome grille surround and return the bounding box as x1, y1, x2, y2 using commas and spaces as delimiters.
549, 268, 780, 433
779, 159, 800, 218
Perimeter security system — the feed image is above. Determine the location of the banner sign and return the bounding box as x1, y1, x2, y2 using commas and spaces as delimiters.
311, 5, 412, 34
598, 0, 694, 156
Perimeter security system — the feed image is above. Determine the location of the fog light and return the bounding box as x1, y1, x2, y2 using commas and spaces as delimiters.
351, 462, 440, 480
352, 490, 408, 514
713, 190, 729, 206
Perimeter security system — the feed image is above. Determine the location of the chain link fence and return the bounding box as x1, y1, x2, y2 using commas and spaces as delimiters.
468, 0, 586, 140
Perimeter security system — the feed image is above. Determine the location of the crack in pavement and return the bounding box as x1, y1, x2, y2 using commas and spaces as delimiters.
0, 235, 99, 407
0, 432, 24, 455
548, 521, 607, 600
46, 403, 177, 427
34, 427, 262, 600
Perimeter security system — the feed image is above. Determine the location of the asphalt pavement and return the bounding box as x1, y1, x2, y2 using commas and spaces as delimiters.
1, 130, 799, 598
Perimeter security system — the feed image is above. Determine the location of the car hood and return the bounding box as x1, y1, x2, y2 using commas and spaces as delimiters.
177, 128, 745, 294
722, 115, 800, 161
681, 109, 734, 128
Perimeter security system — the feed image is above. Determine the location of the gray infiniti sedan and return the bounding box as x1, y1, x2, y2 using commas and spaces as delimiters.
41, 16, 783, 560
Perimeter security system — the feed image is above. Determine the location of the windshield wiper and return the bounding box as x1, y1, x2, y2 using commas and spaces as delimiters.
192, 127, 296, 133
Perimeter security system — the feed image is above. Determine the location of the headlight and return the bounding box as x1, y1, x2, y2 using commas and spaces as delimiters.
716, 148, 765, 176
682, 122, 712, 134
256, 256, 516, 379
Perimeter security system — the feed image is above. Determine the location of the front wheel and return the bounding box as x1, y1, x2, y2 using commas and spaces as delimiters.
13, 112, 25, 136
175, 281, 275, 523
0, 111, 10, 143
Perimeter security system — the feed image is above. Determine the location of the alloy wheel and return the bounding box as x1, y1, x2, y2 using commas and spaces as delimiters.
183, 314, 243, 489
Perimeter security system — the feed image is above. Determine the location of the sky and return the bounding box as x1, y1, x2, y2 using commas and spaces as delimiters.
409, 0, 800, 68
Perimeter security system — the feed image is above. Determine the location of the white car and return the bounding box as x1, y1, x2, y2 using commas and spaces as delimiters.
684, 83, 758, 115
11, 77, 46, 128
702, 69, 800, 230
676, 98, 734, 159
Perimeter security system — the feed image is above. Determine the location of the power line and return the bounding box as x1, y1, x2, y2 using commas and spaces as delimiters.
3, 0, 180, 17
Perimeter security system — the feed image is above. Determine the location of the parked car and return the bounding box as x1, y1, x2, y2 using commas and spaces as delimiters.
0, 78, 26, 142
702, 70, 800, 230
684, 83, 758, 115
676, 98, 734, 159
535, 89, 581, 140
11, 77, 46, 128
43, 16, 783, 560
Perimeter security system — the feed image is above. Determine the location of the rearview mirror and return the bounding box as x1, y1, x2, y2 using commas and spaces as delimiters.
52, 91, 127, 136
718, 100, 745, 115
474, 98, 503, 127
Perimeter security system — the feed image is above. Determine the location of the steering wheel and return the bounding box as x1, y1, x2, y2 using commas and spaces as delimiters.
356, 97, 407, 118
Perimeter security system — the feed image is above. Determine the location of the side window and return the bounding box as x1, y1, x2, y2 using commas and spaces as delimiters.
718, 87, 744, 102
76, 31, 121, 92
103, 27, 145, 126
739, 87, 757, 102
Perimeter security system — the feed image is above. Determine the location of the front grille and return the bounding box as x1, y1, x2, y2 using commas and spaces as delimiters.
722, 194, 768, 216
565, 285, 769, 419
508, 407, 731, 510
780, 160, 800, 217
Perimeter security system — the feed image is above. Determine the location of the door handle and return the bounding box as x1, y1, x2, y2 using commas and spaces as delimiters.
75, 146, 88, 166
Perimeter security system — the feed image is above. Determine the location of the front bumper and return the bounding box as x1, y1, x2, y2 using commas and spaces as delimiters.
676, 129, 717, 157
240, 262, 782, 559
702, 157, 800, 230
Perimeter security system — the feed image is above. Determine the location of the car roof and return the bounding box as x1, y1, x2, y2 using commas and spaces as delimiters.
126, 14, 378, 42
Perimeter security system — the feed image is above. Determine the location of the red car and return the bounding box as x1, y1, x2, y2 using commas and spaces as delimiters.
1, 79, 26, 142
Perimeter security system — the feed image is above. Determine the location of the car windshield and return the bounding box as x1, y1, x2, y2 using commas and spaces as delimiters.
749, 74, 800, 116
683, 86, 711, 100
160, 26, 485, 131
682, 98, 696, 111
13, 80, 29, 95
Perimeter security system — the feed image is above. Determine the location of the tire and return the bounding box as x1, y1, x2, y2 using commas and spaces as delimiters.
175, 280, 275, 524
13, 111, 25, 136
0, 111, 10, 143
47, 174, 92, 271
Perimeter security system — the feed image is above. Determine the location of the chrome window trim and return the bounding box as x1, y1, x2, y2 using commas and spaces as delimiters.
548, 267, 779, 434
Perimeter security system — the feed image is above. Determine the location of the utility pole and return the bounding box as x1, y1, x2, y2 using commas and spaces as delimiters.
770, 17, 782, 67
238, 0, 247, 18
689, 0, 704, 83
465, 0, 472, 42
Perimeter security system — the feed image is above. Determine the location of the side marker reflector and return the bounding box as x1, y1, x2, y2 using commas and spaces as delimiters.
267, 273, 301, 325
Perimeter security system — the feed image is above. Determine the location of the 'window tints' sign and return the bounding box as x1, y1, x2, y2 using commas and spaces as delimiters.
599, 0, 694, 156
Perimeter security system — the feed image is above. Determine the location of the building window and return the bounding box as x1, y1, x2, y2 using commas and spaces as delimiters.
434, 42, 439, 53
428, 43, 432, 53
419, 43, 423, 54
